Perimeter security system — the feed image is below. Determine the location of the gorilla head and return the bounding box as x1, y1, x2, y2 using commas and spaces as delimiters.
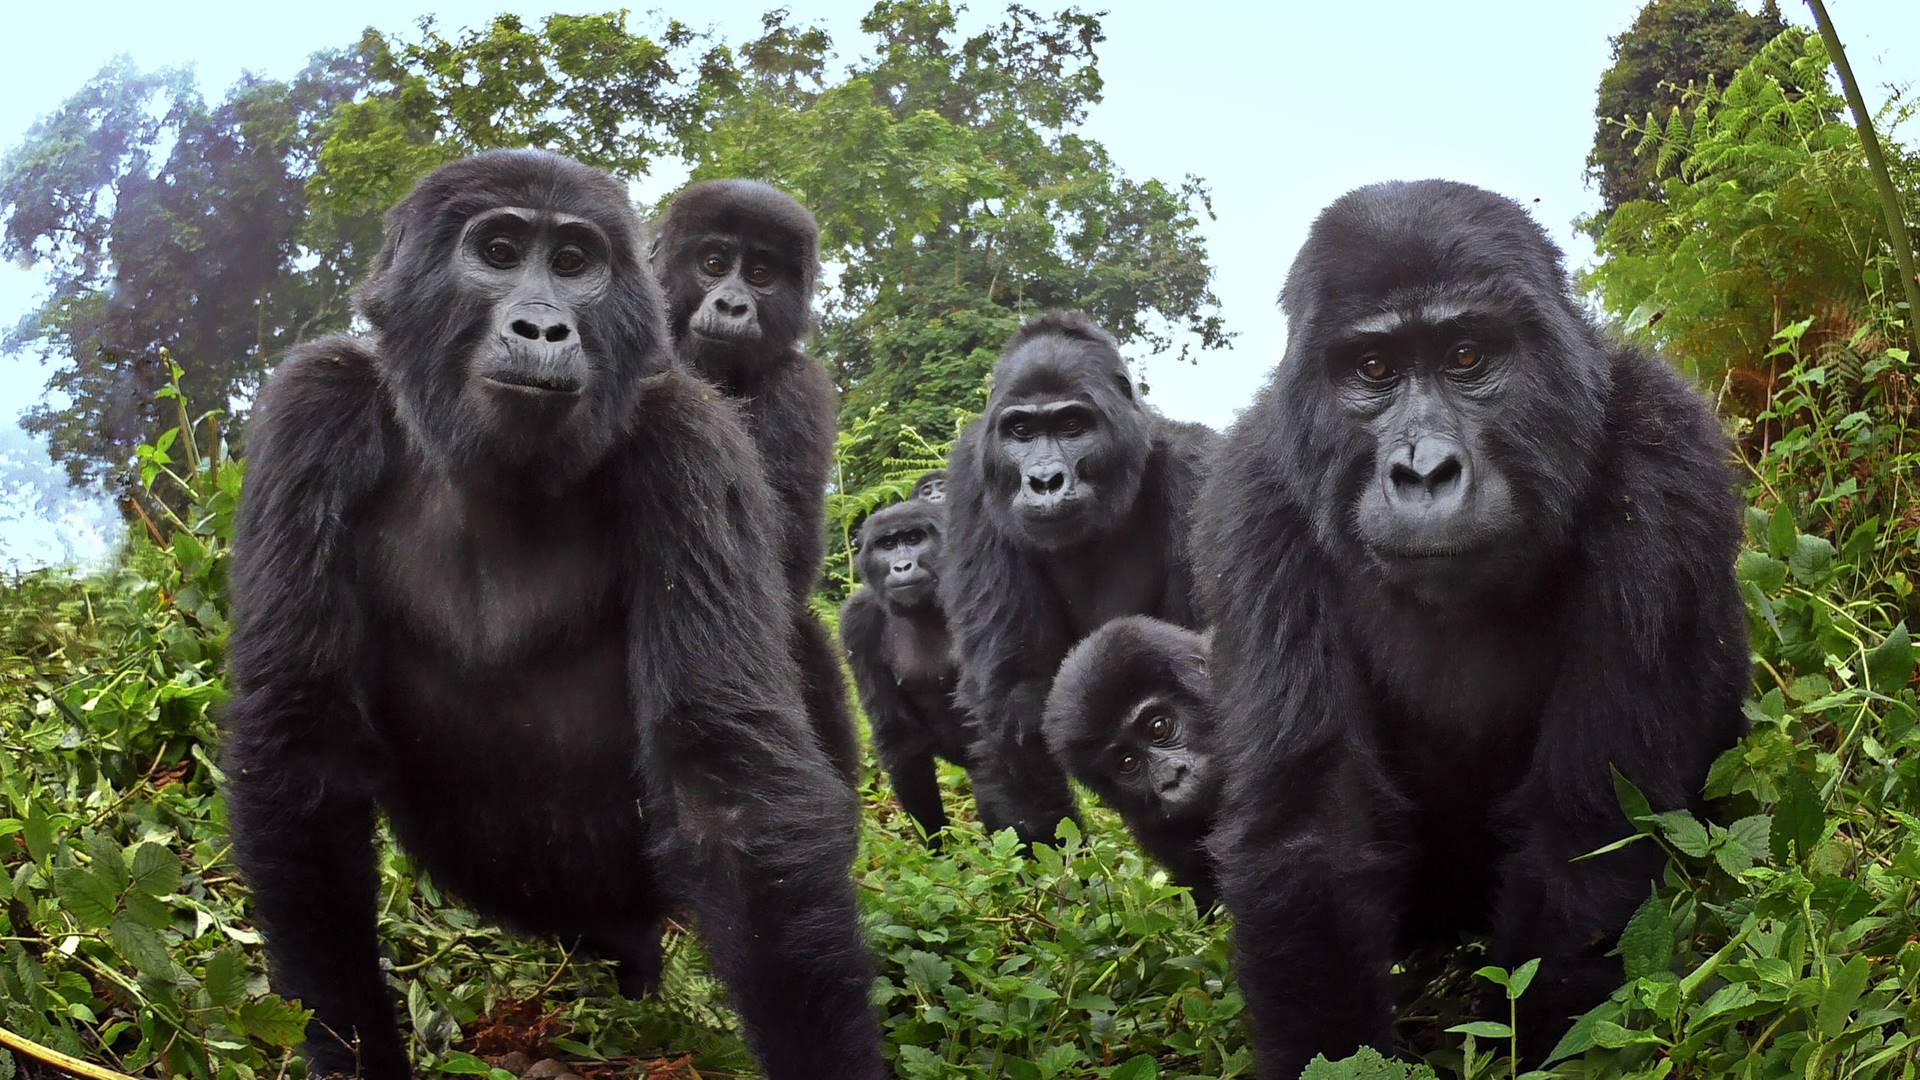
1045, 617, 1217, 826
1276, 180, 1610, 606
857, 499, 945, 616
912, 469, 948, 504
975, 312, 1149, 550
357, 149, 664, 478
649, 179, 819, 387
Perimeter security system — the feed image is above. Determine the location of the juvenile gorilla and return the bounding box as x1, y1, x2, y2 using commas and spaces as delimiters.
1044, 616, 1220, 911
944, 312, 1221, 845
1195, 180, 1748, 1076
649, 180, 859, 785
840, 498, 980, 843
222, 151, 884, 1080
911, 468, 948, 503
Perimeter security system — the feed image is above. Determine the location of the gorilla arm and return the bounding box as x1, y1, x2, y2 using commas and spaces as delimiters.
840, 588, 946, 839
756, 351, 838, 600
1194, 412, 1403, 1078
1492, 353, 1747, 1042
221, 337, 407, 1076
619, 372, 884, 1080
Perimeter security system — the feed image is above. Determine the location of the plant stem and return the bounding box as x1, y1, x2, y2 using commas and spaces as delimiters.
1805, 0, 1920, 357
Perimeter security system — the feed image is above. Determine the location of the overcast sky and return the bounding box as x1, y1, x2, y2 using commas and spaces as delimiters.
1, 0, 1914, 566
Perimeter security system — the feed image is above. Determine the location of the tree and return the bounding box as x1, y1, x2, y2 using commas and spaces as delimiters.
1587, 0, 1787, 220
681, 2, 1231, 486
1, 53, 379, 492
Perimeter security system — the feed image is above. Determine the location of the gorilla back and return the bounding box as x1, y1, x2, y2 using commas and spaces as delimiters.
1196, 180, 1747, 1077
222, 151, 883, 1080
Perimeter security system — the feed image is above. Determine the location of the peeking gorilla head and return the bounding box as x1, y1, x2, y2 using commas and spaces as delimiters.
649, 179, 818, 387
1276, 180, 1611, 605
856, 500, 945, 616
356, 149, 665, 477
976, 313, 1149, 550
912, 469, 948, 504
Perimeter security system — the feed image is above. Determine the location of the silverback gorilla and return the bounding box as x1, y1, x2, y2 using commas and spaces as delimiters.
943, 312, 1221, 845
840, 496, 979, 844
222, 151, 884, 1080
1044, 616, 1220, 911
648, 180, 860, 786
1195, 180, 1748, 1077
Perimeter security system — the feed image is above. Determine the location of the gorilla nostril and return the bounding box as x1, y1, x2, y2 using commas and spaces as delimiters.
1427, 456, 1463, 492
543, 324, 571, 343
510, 319, 541, 340
1028, 472, 1065, 495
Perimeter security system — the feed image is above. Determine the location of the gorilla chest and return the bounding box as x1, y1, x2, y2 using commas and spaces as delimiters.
360, 474, 623, 667
1354, 604, 1555, 752
885, 617, 956, 693
1042, 540, 1167, 636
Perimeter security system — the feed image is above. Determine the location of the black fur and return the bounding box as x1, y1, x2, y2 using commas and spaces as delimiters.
1194, 180, 1748, 1076
1044, 616, 1219, 911
942, 311, 1221, 845
649, 179, 859, 786
839, 498, 979, 844
222, 151, 884, 1080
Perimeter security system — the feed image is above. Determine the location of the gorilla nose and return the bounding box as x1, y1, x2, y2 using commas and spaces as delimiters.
509, 317, 572, 343
1388, 436, 1466, 504
1026, 469, 1066, 495
890, 559, 917, 576
711, 293, 750, 318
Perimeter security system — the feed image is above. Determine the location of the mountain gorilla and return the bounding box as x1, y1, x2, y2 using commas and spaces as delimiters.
944, 312, 1221, 845
649, 180, 859, 786
1044, 617, 1220, 911
1195, 180, 1747, 1077
840, 498, 980, 844
912, 469, 948, 503
222, 151, 884, 1080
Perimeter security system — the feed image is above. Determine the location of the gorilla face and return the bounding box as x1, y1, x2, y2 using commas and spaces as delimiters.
913, 470, 948, 504
358, 150, 664, 478
1102, 694, 1218, 823
983, 327, 1149, 551
1278, 182, 1612, 608
858, 501, 946, 615
651, 180, 818, 386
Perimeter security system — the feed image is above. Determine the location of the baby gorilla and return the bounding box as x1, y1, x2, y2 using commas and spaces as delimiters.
840, 498, 981, 844
1044, 617, 1220, 911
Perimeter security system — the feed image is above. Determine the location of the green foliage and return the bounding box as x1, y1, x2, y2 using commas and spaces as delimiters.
1584, 29, 1918, 391
1586, 0, 1786, 218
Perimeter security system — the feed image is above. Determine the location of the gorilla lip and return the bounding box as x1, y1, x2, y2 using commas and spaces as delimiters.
484, 372, 584, 396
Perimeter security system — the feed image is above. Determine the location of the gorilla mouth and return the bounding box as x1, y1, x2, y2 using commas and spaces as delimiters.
485, 371, 583, 396
691, 326, 765, 346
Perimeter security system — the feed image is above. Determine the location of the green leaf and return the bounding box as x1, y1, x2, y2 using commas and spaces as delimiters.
203, 947, 246, 1008
1508, 958, 1541, 1000
1612, 767, 1654, 828
109, 915, 173, 981
1788, 534, 1834, 583
1447, 1021, 1515, 1039
128, 843, 181, 898
51, 865, 120, 930
902, 949, 953, 993
1767, 506, 1797, 559
435, 1052, 498, 1076
1652, 810, 1712, 857
1695, 982, 1760, 1020
84, 833, 129, 893
1866, 622, 1914, 694
235, 996, 313, 1047
1619, 892, 1674, 979
1816, 955, 1870, 1037
1109, 1055, 1158, 1080
1736, 550, 1788, 594
1471, 965, 1510, 988
1771, 770, 1822, 864
1545, 1002, 1616, 1063
23, 804, 52, 866
1592, 1021, 1666, 1048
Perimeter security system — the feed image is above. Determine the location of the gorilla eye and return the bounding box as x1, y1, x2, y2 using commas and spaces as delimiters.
482, 238, 520, 269
1059, 415, 1089, 437
552, 246, 588, 276
702, 253, 728, 276
1451, 344, 1484, 371
1117, 753, 1141, 774
902, 529, 926, 546
1007, 419, 1035, 441
1357, 353, 1392, 383
745, 264, 773, 287
1148, 715, 1176, 744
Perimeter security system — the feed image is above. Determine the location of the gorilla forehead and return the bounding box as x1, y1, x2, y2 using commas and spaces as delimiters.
1281, 180, 1570, 326
859, 499, 942, 545
393, 149, 645, 261
994, 313, 1130, 401
1050, 618, 1205, 741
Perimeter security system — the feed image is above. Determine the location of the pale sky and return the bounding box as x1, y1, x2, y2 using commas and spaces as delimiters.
1, 0, 1914, 566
